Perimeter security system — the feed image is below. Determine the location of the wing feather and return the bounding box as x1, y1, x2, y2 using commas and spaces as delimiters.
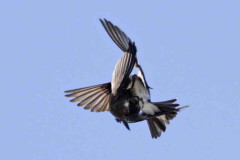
100, 19, 131, 52
111, 52, 136, 94
65, 83, 111, 112
100, 19, 137, 94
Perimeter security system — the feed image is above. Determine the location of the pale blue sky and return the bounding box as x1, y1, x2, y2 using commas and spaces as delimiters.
1, 0, 240, 160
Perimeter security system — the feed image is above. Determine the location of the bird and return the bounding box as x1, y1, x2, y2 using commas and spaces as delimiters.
65, 19, 187, 138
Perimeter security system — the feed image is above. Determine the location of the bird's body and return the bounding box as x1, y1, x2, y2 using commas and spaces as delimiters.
65, 19, 187, 138
110, 74, 149, 124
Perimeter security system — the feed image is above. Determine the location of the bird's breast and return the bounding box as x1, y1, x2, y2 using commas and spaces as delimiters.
130, 76, 150, 101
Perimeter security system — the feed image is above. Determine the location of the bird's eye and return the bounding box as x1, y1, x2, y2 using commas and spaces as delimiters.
129, 96, 140, 104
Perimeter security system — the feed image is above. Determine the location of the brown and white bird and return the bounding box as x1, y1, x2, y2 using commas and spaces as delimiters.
65, 19, 187, 138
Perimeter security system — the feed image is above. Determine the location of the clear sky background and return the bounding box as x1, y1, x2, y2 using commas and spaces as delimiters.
1, 0, 240, 160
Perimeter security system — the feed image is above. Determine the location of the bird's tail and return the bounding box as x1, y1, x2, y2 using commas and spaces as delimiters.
146, 99, 188, 139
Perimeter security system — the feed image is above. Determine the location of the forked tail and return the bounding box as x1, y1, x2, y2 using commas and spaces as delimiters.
147, 99, 188, 138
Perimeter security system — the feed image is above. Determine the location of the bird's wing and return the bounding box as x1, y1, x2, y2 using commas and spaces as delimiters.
100, 18, 132, 52
100, 19, 137, 94
111, 50, 136, 94
65, 83, 111, 112
100, 19, 150, 93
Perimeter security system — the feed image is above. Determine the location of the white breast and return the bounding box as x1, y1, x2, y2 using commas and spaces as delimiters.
131, 76, 150, 101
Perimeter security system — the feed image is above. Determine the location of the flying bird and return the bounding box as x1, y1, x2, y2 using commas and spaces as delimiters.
65, 19, 187, 138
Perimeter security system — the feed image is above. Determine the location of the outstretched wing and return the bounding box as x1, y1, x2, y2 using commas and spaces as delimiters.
100, 18, 132, 52
100, 19, 150, 94
100, 19, 137, 94
65, 83, 111, 112
111, 49, 136, 94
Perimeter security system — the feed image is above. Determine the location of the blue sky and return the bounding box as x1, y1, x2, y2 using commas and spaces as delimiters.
1, 0, 240, 160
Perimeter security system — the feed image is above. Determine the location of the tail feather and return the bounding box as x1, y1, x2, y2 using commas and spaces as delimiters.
153, 99, 184, 113
147, 99, 188, 139
147, 116, 166, 138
